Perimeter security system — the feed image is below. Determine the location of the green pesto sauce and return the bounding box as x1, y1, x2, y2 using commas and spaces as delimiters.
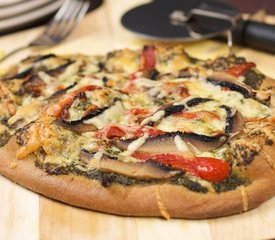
213, 173, 246, 193
35, 161, 246, 194
243, 69, 264, 90
0, 130, 11, 147
34, 161, 208, 193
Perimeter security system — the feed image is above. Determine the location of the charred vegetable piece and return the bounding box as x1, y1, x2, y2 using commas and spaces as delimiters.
141, 45, 156, 70
114, 132, 226, 153
132, 152, 230, 182
80, 151, 180, 179
225, 62, 255, 77
207, 72, 252, 98
162, 98, 211, 118
220, 105, 244, 135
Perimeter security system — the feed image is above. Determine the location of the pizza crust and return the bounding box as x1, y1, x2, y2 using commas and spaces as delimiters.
0, 136, 274, 219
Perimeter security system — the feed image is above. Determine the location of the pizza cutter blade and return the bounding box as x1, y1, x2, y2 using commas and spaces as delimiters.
121, 0, 275, 53
121, 0, 240, 41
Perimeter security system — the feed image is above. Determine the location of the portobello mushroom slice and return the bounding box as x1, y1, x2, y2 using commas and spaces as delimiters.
55, 120, 97, 134
80, 151, 179, 179
2, 54, 59, 81
221, 105, 244, 136
57, 100, 125, 133
141, 97, 212, 125
207, 72, 252, 98
113, 132, 226, 154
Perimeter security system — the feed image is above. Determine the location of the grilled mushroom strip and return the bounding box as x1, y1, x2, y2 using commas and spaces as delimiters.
141, 97, 212, 126
56, 99, 124, 133
55, 120, 97, 134
80, 151, 179, 179
113, 132, 227, 153
207, 72, 252, 98
221, 105, 244, 136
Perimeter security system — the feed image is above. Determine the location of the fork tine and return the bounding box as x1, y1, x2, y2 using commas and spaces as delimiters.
33, 0, 90, 46
1, 0, 90, 61
49, 1, 83, 41
45, 0, 79, 37
52, 0, 72, 21
58, 1, 90, 40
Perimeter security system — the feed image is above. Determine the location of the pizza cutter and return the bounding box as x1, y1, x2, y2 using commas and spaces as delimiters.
121, 0, 275, 53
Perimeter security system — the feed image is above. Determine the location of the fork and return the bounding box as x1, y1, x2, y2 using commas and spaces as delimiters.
0, 0, 90, 63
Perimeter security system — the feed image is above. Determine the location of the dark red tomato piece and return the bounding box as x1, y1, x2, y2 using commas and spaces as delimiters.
175, 111, 221, 120
226, 62, 255, 77
95, 125, 126, 139
48, 85, 100, 118
133, 127, 166, 138
141, 45, 156, 70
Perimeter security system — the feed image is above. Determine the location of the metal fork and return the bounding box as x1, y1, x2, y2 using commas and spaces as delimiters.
0, 0, 90, 63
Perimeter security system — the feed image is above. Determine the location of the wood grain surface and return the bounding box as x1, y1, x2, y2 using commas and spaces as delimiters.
0, 1, 275, 239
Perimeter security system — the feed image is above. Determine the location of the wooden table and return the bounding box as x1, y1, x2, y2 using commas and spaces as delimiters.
0, 1, 275, 239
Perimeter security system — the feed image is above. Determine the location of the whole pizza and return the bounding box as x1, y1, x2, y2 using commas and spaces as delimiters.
0, 44, 274, 219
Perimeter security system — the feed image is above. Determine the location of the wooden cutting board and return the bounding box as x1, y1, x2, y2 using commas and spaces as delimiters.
0, 1, 275, 239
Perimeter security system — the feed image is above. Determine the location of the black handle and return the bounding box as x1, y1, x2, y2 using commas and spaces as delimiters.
232, 20, 275, 53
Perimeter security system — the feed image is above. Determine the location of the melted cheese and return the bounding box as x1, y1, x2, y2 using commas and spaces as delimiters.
185, 81, 271, 119
0, 123, 8, 133
157, 114, 225, 136
123, 134, 148, 156
174, 135, 189, 152
8, 100, 42, 125
141, 110, 165, 125
84, 101, 124, 129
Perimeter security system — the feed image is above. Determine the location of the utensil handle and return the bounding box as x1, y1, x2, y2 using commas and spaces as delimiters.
233, 20, 275, 53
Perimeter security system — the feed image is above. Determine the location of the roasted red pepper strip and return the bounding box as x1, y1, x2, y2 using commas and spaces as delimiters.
225, 62, 255, 77
175, 110, 221, 120
47, 85, 100, 118
132, 152, 230, 182
141, 45, 156, 70
128, 46, 156, 80
127, 108, 151, 116
95, 124, 165, 139
133, 127, 165, 138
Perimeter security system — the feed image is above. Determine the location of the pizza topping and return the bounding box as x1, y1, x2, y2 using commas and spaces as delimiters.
95, 124, 166, 140
83, 100, 124, 129
174, 110, 221, 121
213, 173, 246, 193
0, 129, 11, 147
55, 120, 97, 134
2, 45, 275, 202
221, 106, 244, 136
141, 45, 156, 70
185, 80, 271, 119
7, 100, 42, 126
46, 85, 100, 118
141, 110, 165, 125
174, 135, 192, 153
46, 85, 121, 124
127, 45, 156, 80
225, 62, 255, 77
114, 132, 226, 155
207, 73, 252, 98
131, 152, 230, 182
243, 69, 264, 90
80, 151, 179, 179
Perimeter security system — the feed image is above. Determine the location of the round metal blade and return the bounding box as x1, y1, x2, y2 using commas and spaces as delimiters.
121, 0, 239, 41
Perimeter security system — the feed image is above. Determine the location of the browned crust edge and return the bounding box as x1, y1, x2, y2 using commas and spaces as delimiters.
0, 136, 275, 219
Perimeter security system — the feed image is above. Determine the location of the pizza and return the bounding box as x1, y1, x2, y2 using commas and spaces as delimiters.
0, 44, 274, 219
